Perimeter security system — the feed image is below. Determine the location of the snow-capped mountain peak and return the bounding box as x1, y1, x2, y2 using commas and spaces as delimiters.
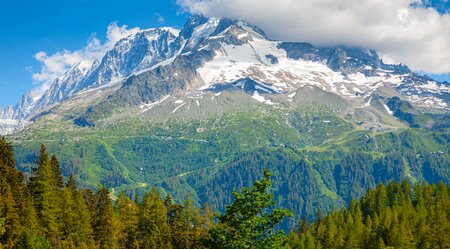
1, 15, 448, 135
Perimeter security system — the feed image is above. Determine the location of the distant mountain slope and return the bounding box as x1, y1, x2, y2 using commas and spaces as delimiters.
2, 15, 449, 135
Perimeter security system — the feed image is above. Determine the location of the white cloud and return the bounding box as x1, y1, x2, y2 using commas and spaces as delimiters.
32, 22, 140, 94
155, 12, 166, 24
177, 0, 450, 74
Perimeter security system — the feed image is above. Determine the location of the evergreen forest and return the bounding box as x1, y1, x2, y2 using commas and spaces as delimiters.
0, 138, 449, 249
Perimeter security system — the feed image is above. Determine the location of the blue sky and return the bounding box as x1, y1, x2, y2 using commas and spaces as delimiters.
0, 0, 188, 106
0, 0, 449, 107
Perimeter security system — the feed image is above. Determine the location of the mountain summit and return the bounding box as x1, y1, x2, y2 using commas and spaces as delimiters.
1, 15, 449, 134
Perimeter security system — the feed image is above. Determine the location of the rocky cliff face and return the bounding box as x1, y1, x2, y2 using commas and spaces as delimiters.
1, 15, 449, 134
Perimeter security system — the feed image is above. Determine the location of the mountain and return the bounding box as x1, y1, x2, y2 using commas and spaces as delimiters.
2, 15, 449, 131
0, 27, 182, 131
0, 90, 38, 135
35, 26, 182, 109
3, 15, 449, 226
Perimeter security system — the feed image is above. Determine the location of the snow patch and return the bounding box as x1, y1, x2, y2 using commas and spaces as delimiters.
383, 103, 394, 115
237, 33, 248, 39
187, 18, 220, 49
172, 102, 187, 113
252, 91, 275, 105
78, 79, 123, 95
362, 97, 372, 107
139, 95, 170, 113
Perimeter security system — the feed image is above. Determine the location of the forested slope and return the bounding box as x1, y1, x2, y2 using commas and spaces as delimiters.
1, 137, 449, 248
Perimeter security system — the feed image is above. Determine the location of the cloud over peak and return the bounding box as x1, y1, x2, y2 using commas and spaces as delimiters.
177, 0, 450, 74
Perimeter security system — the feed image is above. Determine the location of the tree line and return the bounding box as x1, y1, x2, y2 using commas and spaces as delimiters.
1, 137, 449, 248
288, 178, 450, 248
0, 137, 291, 249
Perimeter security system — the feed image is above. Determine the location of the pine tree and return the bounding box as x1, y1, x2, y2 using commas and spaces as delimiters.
0, 186, 21, 248
429, 182, 450, 249
375, 237, 385, 249
93, 187, 121, 249
61, 187, 79, 244
66, 173, 77, 193
344, 199, 364, 248
199, 202, 214, 242
116, 191, 139, 249
31, 145, 61, 246
298, 217, 309, 236
303, 232, 316, 249
50, 155, 64, 190
72, 189, 96, 248
138, 188, 171, 249
0, 138, 26, 210
0, 138, 26, 248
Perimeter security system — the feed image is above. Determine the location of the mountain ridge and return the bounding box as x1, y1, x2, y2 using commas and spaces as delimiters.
1, 14, 448, 135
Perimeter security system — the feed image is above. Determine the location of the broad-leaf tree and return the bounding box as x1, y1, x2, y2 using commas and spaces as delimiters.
207, 169, 293, 248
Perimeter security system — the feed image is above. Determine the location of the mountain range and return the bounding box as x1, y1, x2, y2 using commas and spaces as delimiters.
2, 15, 449, 133
1, 15, 449, 226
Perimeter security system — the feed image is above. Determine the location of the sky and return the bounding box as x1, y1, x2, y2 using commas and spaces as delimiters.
0, 0, 449, 107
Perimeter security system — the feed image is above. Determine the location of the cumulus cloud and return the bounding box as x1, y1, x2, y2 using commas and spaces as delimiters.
32, 22, 140, 94
177, 0, 450, 74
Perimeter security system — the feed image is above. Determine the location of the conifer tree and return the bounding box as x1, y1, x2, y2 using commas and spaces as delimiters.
0, 138, 26, 248
0, 186, 21, 248
50, 155, 64, 190
93, 187, 121, 249
18, 196, 39, 248
0, 138, 26, 211
66, 173, 77, 193
116, 191, 139, 249
138, 188, 171, 249
375, 237, 385, 249
31, 145, 61, 246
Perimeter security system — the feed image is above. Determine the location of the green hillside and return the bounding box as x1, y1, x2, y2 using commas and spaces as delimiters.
9, 103, 449, 226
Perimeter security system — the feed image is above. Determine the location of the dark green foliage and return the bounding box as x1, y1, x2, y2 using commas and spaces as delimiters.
288, 181, 450, 249
207, 169, 293, 248
0, 139, 215, 248
116, 192, 139, 249
95, 144, 118, 171
1, 139, 449, 248
0, 137, 25, 248
50, 155, 64, 189
288, 111, 354, 146
31, 145, 62, 246
387, 96, 426, 128
66, 173, 77, 192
